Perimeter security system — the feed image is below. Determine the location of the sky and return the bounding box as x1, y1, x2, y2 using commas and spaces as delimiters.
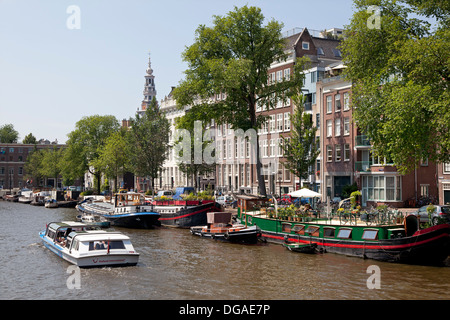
0, 0, 356, 144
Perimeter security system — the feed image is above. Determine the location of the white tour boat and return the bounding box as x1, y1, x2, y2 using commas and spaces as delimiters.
39, 221, 140, 267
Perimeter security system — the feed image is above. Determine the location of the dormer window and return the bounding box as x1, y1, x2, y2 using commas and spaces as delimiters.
302, 42, 310, 50
317, 47, 324, 55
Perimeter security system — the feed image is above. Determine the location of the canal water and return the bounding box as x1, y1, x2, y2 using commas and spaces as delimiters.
1, 200, 449, 300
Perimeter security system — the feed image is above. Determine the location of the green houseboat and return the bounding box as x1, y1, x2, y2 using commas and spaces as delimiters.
236, 198, 450, 265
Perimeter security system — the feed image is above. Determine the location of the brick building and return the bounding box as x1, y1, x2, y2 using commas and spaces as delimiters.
0, 142, 65, 190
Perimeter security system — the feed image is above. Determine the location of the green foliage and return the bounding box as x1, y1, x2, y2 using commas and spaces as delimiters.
65, 115, 120, 193
22, 133, 37, 144
282, 88, 319, 181
93, 129, 130, 192
0, 124, 19, 143
341, 0, 450, 173
127, 98, 170, 193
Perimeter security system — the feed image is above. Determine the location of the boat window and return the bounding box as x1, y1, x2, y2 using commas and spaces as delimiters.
293, 224, 305, 235
88, 240, 126, 251
282, 223, 291, 233
46, 229, 55, 239
337, 228, 352, 239
305, 226, 320, 237
73, 239, 79, 251
323, 227, 335, 238
362, 229, 378, 240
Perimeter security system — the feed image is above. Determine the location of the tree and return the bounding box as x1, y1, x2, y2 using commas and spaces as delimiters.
173, 5, 306, 196
65, 115, 120, 193
282, 92, 320, 182
174, 118, 215, 191
22, 133, 37, 144
93, 129, 130, 192
128, 98, 170, 194
40, 147, 65, 188
24, 147, 44, 186
341, 0, 450, 174
0, 124, 19, 143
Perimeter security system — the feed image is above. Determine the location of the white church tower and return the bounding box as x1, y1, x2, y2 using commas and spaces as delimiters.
139, 52, 157, 115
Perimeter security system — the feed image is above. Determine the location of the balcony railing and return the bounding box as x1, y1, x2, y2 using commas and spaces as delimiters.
355, 161, 372, 172
355, 135, 371, 147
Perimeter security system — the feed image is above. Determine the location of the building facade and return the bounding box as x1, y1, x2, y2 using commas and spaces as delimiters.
317, 66, 439, 208
215, 27, 343, 196
0, 142, 65, 190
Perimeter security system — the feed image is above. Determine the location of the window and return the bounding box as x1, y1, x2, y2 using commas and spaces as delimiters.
262, 140, 268, 158
344, 144, 350, 161
282, 223, 291, 233
269, 139, 275, 157
305, 226, 320, 237
269, 115, 276, 132
277, 113, 283, 131
326, 96, 332, 113
284, 165, 291, 181
420, 184, 429, 197
362, 175, 402, 202
316, 113, 320, 130
293, 224, 305, 235
89, 240, 125, 251
317, 47, 324, 55
311, 71, 316, 83
284, 68, 290, 81
324, 227, 335, 238
276, 70, 283, 82
335, 94, 341, 112
277, 138, 283, 156
444, 163, 450, 173
335, 118, 341, 136
332, 48, 342, 58
335, 145, 341, 162
302, 42, 310, 50
284, 113, 291, 131
362, 229, 378, 240
326, 145, 333, 162
327, 120, 332, 137
343, 117, 350, 135
337, 228, 352, 239
343, 92, 350, 111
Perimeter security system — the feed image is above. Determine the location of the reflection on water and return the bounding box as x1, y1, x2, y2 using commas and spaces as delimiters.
0, 201, 449, 300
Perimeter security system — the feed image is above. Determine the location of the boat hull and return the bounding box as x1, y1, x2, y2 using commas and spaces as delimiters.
284, 242, 318, 254
76, 203, 160, 229
190, 225, 261, 244
102, 212, 161, 229
157, 202, 219, 228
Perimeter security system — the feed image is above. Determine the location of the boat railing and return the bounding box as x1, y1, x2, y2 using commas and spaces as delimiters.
241, 207, 405, 226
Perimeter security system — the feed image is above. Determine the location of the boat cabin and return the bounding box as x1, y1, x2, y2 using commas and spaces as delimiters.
114, 193, 144, 207
42, 221, 137, 257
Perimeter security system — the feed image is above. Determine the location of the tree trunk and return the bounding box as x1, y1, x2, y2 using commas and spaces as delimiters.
248, 98, 267, 197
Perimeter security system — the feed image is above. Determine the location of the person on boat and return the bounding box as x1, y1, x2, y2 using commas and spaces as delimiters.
94, 241, 105, 250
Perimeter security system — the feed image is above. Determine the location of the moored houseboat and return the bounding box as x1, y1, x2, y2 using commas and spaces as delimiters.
76, 193, 160, 229
39, 221, 139, 267
237, 204, 450, 265
190, 211, 261, 244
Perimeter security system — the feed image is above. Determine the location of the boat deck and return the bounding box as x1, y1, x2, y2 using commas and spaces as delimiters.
241, 211, 405, 227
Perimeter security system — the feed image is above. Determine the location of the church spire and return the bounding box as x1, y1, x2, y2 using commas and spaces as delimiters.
140, 52, 157, 113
